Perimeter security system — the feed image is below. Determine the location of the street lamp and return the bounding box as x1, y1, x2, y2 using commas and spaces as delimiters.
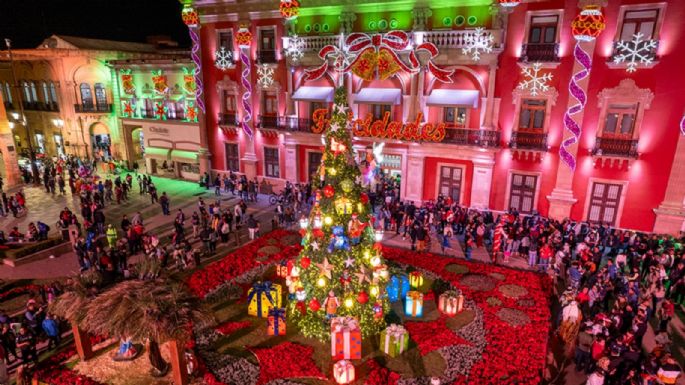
5, 38, 40, 183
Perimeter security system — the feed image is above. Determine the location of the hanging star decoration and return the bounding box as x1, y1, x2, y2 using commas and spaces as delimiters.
315, 257, 333, 279
355, 266, 370, 285
462, 27, 494, 61
123, 101, 133, 117
155, 101, 168, 120
311, 241, 320, 251
285, 34, 305, 64
214, 46, 233, 70
257, 64, 275, 89
186, 103, 198, 122
344, 256, 355, 268
612, 32, 658, 73
517, 62, 553, 96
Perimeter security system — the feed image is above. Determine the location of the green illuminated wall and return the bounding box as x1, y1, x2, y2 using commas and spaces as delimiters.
430, 5, 492, 29
355, 11, 413, 32
296, 15, 341, 35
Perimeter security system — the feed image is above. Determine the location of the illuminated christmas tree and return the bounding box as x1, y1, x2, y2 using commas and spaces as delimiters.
288, 87, 389, 340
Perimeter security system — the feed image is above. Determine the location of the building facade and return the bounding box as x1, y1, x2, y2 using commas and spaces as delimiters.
191, 0, 685, 234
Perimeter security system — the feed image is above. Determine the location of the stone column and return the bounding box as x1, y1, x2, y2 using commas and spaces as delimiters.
653, 134, 685, 234
284, 141, 298, 182
482, 63, 498, 129
0, 97, 21, 187
403, 155, 424, 202
471, 160, 495, 209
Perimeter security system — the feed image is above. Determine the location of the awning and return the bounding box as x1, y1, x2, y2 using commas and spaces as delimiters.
171, 149, 198, 163
426, 89, 479, 108
354, 88, 402, 105
292, 86, 334, 102
144, 147, 171, 161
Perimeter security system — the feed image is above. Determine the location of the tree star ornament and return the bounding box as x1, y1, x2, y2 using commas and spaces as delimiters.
344, 256, 355, 268
355, 266, 370, 285
462, 27, 494, 61
518, 62, 553, 96
257, 64, 275, 89
214, 46, 233, 70
612, 32, 658, 73
315, 257, 334, 279
311, 241, 320, 251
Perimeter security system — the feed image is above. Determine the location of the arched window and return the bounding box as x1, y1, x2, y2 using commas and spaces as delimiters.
21, 81, 32, 102
29, 81, 38, 103
80, 83, 93, 107
94, 83, 107, 108
49, 82, 58, 104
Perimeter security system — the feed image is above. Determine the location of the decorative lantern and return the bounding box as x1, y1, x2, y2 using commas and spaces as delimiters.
409, 271, 424, 289
313, 214, 323, 229
236, 26, 253, 49
438, 290, 465, 317
299, 217, 309, 229
323, 184, 335, 198
333, 360, 355, 384
340, 179, 354, 193
374, 229, 384, 242
295, 288, 307, 301
498, 0, 520, 7
181, 6, 199, 27
276, 261, 289, 278
335, 198, 353, 215
571, 6, 606, 42
279, 0, 300, 20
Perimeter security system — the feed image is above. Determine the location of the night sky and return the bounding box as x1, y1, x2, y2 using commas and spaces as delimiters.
0, 0, 190, 49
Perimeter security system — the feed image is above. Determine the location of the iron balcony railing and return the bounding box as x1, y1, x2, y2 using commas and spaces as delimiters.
218, 112, 239, 126
592, 137, 639, 158
258, 115, 316, 133
519, 43, 560, 63
509, 131, 548, 151
74, 103, 112, 113
256, 50, 277, 64
442, 128, 500, 148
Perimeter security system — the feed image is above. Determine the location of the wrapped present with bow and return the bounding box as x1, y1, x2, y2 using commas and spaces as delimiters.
333, 359, 355, 384
276, 260, 289, 278
331, 316, 362, 360
267, 307, 286, 336
438, 290, 464, 317
386, 274, 411, 303
405, 291, 424, 317
247, 281, 282, 318
380, 323, 409, 357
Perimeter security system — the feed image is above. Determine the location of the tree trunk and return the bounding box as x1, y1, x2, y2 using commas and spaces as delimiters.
168, 340, 189, 385
147, 339, 169, 377
71, 321, 93, 361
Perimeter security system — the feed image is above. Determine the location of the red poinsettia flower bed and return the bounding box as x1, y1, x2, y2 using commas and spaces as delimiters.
0, 284, 41, 302
365, 359, 400, 385
404, 317, 471, 356
186, 229, 302, 298
248, 342, 327, 385
34, 335, 108, 385
215, 320, 252, 335
383, 246, 552, 385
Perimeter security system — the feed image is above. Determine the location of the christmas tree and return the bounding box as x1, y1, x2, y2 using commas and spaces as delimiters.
288, 87, 389, 340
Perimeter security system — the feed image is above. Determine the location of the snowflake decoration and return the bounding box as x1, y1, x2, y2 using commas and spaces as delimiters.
517, 62, 553, 96
285, 34, 305, 64
462, 27, 494, 61
330, 46, 355, 72
214, 46, 233, 70
257, 64, 275, 88
612, 32, 658, 73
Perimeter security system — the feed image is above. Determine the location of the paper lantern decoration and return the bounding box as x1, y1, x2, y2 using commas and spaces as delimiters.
571, 6, 606, 42
276, 261, 289, 278
357, 291, 369, 304
267, 307, 286, 336
247, 282, 282, 318
309, 297, 321, 312
279, 0, 300, 20
380, 324, 409, 357
323, 184, 335, 198
236, 27, 253, 48
409, 271, 424, 289
333, 360, 355, 384
335, 198, 353, 215
498, 0, 520, 7
405, 291, 424, 317
295, 288, 307, 301
438, 290, 465, 317
340, 179, 354, 193
181, 6, 199, 27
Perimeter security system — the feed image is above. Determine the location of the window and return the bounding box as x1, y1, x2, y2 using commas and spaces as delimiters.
439, 166, 462, 204
143, 98, 154, 118
603, 104, 637, 137
29, 82, 38, 103
80, 83, 93, 106
264, 93, 277, 115
94, 83, 107, 107
259, 29, 276, 50
225, 143, 239, 171
217, 30, 234, 52
264, 147, 280, 178
371, 104, 391, 120
49, 82, 58, 104
528, 15, 558, 44
21, 81, 31, 102
41, 82, 50, 103
509, 174, 537, 214
443, 107, 468, 128
308, 152, 323, 182
519, 99, 546, 131
223, 91, 237, 112
587, 182, 623, 226
620, 9, 659, 40
2, 82, 11, 104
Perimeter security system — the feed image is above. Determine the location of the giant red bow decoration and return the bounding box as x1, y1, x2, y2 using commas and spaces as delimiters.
304, 31, 454, 83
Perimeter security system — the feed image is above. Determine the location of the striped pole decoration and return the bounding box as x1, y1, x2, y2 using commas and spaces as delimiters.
560, 42, 592, 171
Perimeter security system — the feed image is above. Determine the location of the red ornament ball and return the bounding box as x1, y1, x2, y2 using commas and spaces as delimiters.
357, 291, 369, 304
300, 257, 311, 269
181, 6, 199, 26
236, 27, 253, 48
279, 0, 300, 20
309, 298, 321, 312
360, 193, 369, 204
323, 184, 335, 198
571, 6, 606, 42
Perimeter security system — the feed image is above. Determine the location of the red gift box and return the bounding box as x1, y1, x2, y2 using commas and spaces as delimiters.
330, 316, 362, 360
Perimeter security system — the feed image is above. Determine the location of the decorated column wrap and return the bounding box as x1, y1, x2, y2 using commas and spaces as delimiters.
237, 26, 254, 138
182, 5, 205, 114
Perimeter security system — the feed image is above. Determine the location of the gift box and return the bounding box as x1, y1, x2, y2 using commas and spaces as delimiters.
405, 291, 424, 317
247, 281, 282, 318
438, 290, 464, 316
331, 316, 362, 360
386, 275, 410, 303
409, 271, 424, 288
276, 261, 289, 278
267, 307, 286, 336
380, 324, 409, 357
333, 359, 355, 384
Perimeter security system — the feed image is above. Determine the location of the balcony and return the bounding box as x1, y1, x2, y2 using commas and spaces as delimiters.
22, 101, 42, 111
592, 137, 639, 158
257, 50, 277, 64
509, 131, 548, 151
258, 115, 315, 133
519, 43, 560, 63
218, 112, 239, 126
442, 128, 500, 148
74, 103, 113, 113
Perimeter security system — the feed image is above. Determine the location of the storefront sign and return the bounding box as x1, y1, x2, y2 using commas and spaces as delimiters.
311, 109, 446, 142
149, 126, 170, 136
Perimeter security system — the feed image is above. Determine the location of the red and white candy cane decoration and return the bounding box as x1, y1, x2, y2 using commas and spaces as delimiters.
492, 220, 505, 262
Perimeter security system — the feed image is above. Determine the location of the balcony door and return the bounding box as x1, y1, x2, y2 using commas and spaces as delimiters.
94, 83, 107, 110
528, 15, 558, 44
80, 83, 93, 107
509, 173, 537, 214
260, 29, 275, 51
587, 182, 623, 226
439, 166, 462, 204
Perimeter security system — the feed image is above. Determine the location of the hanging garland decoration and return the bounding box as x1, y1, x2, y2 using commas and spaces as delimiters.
182, 67, 196, 95
237, 26, 254, 138
279, 0, 300, 20
151, 70, 169, 95
155, 101, 168, 120
120, 69, 135, 95
304, 31, 453, 83
560, 6, 605, 171
182, 5, 205, 114
122, 101, 133, 117
186, 102, 198, 122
